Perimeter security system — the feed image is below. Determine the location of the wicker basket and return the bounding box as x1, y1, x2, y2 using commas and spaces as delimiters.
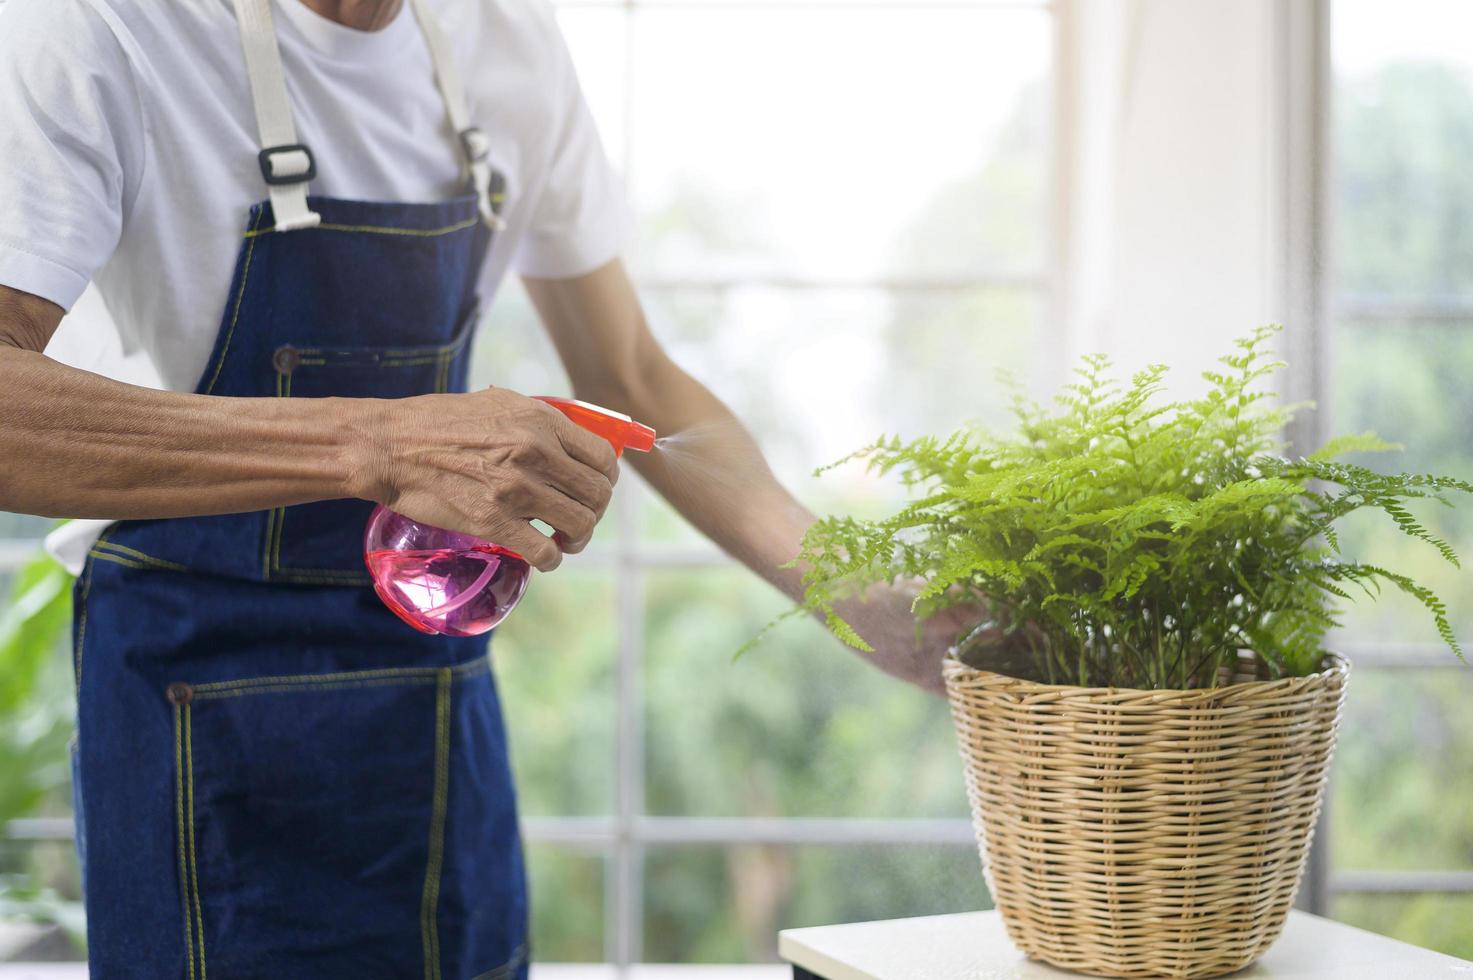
944, 651, 1348, 979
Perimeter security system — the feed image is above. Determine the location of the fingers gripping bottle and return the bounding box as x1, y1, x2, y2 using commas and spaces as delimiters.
364, 396, 656, 636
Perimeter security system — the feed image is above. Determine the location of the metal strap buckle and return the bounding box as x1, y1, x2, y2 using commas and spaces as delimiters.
257, 144, 317, 186
459, 127, 491, 164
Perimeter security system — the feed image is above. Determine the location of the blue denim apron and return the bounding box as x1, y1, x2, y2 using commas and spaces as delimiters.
70, 3, 528, 978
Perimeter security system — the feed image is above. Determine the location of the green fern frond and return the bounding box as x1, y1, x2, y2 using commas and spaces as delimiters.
1348, 563, 1464, 661
1310, 432, 1401, 461
1380, 500, 1461, 567
764, 326, 1470, 686
824, 611, 873, 652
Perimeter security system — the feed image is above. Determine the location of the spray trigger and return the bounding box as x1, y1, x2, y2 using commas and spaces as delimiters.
535, 396, 657, 456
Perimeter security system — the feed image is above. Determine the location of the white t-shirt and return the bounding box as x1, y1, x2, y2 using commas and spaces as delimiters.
0, 0, 630, 571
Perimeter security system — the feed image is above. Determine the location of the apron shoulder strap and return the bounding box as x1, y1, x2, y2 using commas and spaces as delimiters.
233, 0, 502, 234
236, 0, 321, 232
408, 0, 505, 230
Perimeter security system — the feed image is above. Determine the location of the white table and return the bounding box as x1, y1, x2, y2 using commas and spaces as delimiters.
779, 910, 1473, 980
0, 965, 789, 980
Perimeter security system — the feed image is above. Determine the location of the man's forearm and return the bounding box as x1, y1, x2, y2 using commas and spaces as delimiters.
590, 356, 815, 601
523, 263, 815, 598
0, 346, 374, 521
524, 262, 964, 690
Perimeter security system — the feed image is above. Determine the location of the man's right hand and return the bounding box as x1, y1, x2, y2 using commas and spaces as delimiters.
349, 388, 619, 572
1, 284, 615, 568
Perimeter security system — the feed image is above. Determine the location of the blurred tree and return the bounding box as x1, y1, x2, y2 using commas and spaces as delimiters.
0, 554, 83, 955
1328, 58, 1473, 958
1337, 64, 1473, 302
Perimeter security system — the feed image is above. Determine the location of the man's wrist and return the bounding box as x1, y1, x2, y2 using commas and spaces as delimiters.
330, 396, 397, 505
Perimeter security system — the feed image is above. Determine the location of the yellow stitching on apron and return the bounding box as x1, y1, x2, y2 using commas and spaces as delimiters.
269, 518, 376, 582
191, 663, 492, 700
189, 657, 489, 695
92, 548, 186, 572
271, 568, 368, 580
88, 551, 150, 572
194, 677, 440, 700
470, 944, 528, 980
268, 569, 373, 585
185, 703, 207, 979
262, 508, 277, 580
74, 557, 94, 696
287, 322, 470, 364
386, 337, 470, 355
295, 343, 465, 360
205, 209, 265, 394
266, 529, 374, 580
270, 506, 285, 574
92, 540, 148, 559
92, 541, 190, 571
88, 547, 190, 574
421, 668, 451, 980
174, 703, 196, 980
243, 216, 480, 240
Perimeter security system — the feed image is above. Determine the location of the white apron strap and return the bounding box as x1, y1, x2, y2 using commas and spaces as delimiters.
235, 0, 321, 232
233, 0, 500, 234
407, 0, 504, 230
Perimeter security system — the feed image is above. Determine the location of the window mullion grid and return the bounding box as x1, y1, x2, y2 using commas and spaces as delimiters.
610, 0, 641, 969
1335, 301, 1473, 323
611, 479, 645, 969
635, 274, 1046, 292
602, 0, 1064, 959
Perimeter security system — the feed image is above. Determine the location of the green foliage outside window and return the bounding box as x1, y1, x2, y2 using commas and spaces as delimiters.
0, 553, 83, 950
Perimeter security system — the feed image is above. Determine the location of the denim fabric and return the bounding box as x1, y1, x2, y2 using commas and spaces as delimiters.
73, 191, 529, 979
107, 194, 487, 583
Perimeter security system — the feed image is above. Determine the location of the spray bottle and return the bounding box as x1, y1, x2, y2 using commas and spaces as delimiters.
364, 396, 656, 636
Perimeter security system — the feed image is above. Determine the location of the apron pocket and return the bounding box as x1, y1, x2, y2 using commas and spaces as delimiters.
264, 307, 477, 580
271, 301, 476, 400
166, 656, 523, 980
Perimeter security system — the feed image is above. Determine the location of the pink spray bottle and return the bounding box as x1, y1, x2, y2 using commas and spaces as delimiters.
364, 396, 656, 636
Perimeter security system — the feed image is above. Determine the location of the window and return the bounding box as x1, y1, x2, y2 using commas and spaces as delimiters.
23, 0, 1468, 967
479, 0, 1056, 962
1324, 0, 1473, 959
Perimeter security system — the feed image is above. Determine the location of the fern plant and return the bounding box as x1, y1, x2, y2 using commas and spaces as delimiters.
788, 326, 1471, 689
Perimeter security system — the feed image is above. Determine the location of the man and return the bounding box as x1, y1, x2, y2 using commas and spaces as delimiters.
0, 0, 971, 975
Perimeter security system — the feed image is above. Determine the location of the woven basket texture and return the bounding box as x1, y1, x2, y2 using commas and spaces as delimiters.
944, 652, 1348, 979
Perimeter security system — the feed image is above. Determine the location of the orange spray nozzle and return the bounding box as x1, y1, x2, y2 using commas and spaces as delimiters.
535, 396, 657, 457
